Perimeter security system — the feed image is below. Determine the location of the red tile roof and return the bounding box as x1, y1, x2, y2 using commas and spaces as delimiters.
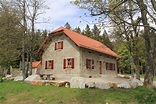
37, 27, 119, 58
32, 61, 41, 68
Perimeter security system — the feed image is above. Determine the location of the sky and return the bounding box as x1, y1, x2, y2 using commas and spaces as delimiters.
35, 0, 95, 32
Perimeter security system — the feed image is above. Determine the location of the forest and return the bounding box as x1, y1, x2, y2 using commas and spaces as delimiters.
0, 0, 156, 87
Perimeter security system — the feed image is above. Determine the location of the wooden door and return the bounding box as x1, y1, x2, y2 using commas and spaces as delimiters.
99, 61, 102, 74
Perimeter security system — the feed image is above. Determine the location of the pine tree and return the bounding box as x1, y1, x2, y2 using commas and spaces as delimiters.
74, 26, 81, 34
101, 30, 113, 50
64, 22, 71, 30
92, 24, 100, 40
83, 24, 93, 38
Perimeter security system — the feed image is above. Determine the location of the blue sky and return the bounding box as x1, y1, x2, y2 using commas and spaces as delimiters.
35, 0, 95, 32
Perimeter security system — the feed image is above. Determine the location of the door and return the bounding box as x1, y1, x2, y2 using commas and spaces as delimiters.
99, 61, 102, 74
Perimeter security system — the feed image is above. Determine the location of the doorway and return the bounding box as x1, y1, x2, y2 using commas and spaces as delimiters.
99, 61, 102, 74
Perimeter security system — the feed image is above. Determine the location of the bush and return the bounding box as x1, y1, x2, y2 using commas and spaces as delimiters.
0, 78, 3, 83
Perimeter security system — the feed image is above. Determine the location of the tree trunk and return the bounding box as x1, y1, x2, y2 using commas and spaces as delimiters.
29, 51, 32, 75
136, 0, 155, 87
26, 52, 29, 77
22, 0, 26, 80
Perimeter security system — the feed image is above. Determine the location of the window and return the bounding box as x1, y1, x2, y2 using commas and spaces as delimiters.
106, 62, 115, 70
86, 59, 94, 69
63, 58, 74, 69
45, 60, 54, 69
55, 41, 63, 50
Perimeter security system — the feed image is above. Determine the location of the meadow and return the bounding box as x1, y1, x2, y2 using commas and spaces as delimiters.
0, 80, 156, 104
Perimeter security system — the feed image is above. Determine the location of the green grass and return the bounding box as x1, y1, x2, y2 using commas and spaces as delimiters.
0, 81, 156, 104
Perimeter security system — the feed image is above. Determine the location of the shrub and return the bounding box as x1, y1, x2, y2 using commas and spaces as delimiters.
0, 78, 3, 83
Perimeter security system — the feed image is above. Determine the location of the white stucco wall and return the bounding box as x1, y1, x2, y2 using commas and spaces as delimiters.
41, 34, 81, 77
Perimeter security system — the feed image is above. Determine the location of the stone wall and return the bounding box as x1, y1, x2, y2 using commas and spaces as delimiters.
41, 34, 80, 77
80, 48, 117, 78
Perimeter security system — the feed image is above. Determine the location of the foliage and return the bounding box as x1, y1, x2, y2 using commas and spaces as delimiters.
117, 43, 131, 73
64, 22, 71, 30
0, 3, 22, 69
72, 0, 156, 85
73, 26, 81, 33
0, 81, 156, 104
0, 77, 3, 83
92, 24, 100, 40
101, 30, 113, 50
82, 24, 93, 38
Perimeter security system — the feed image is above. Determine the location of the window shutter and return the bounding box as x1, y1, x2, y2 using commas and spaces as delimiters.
113, 64, 115, 70
45, 61, 47, 69
92, 60, 94, 69
51, 60, 54, 69
71, 58, 74, 69
61, 41, 63, 49
106, 63, 108, 70
63, 59, 66, 69
86, 59, 88, 69
55, 43, 57, 50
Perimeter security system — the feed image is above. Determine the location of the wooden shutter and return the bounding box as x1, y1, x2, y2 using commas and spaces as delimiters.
113, 64, 115, 70
63, 59, 66, 69
55, 43, 57, 50
71, 58, 74, 69
110, 63, 112, 70
106, 63, 108, 70
45, 61, 47, 69
86, 59, 88, 69
61, 41, 63, 49
51, 60, 54, 69
92, 60, 94, 69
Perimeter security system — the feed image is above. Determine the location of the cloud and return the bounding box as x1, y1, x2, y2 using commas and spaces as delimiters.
35, 0, 95, 31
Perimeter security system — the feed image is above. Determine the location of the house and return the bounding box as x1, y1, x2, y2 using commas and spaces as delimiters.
32, 61, 42, 75
37, 27, 119, 78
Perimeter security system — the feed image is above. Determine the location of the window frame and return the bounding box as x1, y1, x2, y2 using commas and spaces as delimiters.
86, 58, 94, 69
55, 41, 63, 50
45, 60, 54, 70
63, 58, 74, 69
106, 62, 115, 70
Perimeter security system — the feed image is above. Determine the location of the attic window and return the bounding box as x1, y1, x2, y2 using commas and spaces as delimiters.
55, 41, 63, 50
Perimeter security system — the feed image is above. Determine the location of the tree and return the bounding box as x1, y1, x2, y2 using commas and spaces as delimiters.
73, 0, 156, 87
101, 30, 113, 50
82, 24, 93, 38
7, 0, 47, 79
0, 1, 22, 75
136, 0, 155, 86
73, 26, 81, 34
92, 24, 101, 40
64, 22, 71, 30
118, 43, 131, 74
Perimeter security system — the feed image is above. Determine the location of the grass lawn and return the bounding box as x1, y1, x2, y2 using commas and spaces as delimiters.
0, 81, 156, 104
